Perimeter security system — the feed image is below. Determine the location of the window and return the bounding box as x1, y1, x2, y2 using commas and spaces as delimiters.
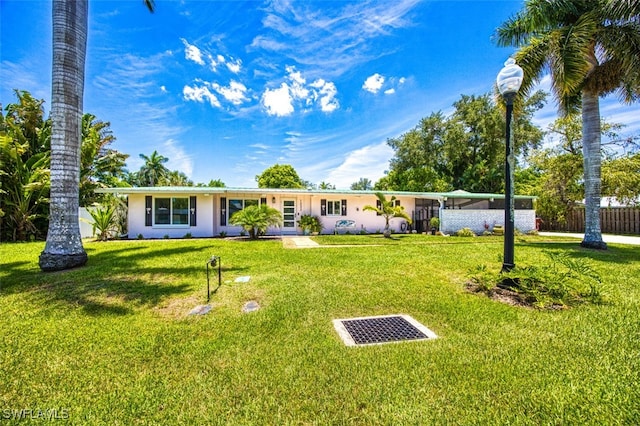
326, 200, 342, 216
228, 199, 260, 221
154, 197, 190, 225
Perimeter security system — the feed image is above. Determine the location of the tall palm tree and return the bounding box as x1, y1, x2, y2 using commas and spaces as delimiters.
138, 150, 170, 186
39, 0, 154, 271
495, 0, 640, 249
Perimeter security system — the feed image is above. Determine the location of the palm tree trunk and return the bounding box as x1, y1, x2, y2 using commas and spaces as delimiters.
39, 0, 89, 271
580, 90, 607, 250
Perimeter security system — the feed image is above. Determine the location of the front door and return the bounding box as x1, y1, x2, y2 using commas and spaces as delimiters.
282, 200, 296, 233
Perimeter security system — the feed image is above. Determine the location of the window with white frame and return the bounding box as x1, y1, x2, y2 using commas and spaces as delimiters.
154, 197, 189, 225
326, 200, 342, 216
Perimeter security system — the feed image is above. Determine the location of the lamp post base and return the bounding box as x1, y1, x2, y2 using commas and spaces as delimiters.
501, 262, 515, 273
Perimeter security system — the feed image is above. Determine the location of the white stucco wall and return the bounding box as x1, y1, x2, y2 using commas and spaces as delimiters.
440, 209, 536, 235
124, 191, 535, 238
128, 193, 214, 239
79, 207, 94, 238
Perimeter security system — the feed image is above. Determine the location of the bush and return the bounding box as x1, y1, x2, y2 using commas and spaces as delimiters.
85, 204, 118, 241
230, 204, 283, 239
468, 252, 604, 309
298, 214, 322, 234
429, 217, 440, 230
455, 228, 476, 237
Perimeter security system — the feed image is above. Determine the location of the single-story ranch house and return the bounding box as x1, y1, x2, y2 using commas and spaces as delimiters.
96, 187, 537, 238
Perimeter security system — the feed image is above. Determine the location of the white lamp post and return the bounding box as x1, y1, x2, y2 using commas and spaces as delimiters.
496, 58, 523, 272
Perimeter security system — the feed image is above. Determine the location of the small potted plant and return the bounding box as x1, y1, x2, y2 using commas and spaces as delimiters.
429, 217, 440, 235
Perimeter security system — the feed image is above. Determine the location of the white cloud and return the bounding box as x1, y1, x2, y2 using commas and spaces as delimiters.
212, 80, 249, 105
310, 79, 339, 112
181, 38, 204, 65
226, 58, 242, 74
262, 83, 294, 116
384, 88, 395, 95
160, 85, 167, 93
252, 0, 421, 78
183, 84, 221, 107
327, 142, 394, 188
163, 139, 193, 178
363, 73, 385, 93
261, 67, 339, 116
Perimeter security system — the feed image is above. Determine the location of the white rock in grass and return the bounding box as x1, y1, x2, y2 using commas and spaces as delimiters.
189, 304, 212, 315
242, 301, 260, 313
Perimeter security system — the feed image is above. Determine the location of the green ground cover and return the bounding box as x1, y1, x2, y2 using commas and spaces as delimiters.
1, 235, 639, 424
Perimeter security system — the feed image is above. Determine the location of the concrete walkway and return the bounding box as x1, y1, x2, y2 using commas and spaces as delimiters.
282, 236, 321, 248
538, 232, 640, 246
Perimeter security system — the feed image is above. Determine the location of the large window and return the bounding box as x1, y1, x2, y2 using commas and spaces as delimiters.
228, 199, 259, 220
155, 197, 189, 225
326, 200, 341, 216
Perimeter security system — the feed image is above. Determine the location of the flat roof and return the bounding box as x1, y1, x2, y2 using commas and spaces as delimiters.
96, 186, 536, 200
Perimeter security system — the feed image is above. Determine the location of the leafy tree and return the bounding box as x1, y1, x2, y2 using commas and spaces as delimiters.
350, 177, 373, 190
196, 179, 225, 187
318, 181, 335, 190
383, 92, 544, 193
1, 91, 51, 241
229, 204, 282, 239
0, 138, 50, 241
518, 114, 637, 226
137, 150, 169, 186
159, 170, 193, 186
256, 164, 305, 188
40, 0, 154, 271
496, 0, 640, 249
602, 153, 640, 206
80, 113, 128, 206
363, 192, 412, 238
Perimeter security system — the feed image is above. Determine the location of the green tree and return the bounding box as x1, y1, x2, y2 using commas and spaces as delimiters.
602, 153, 640, 206
496, 0, 640, 249
159, 170, 193, 186
40, 0, 154, 271
363, 192, 412, 238
350, 177, 373, 190
518, 113, 636, 227
1, 91, 51, 241
0, 138, 50, 241
256, 164, 305, 188
384, 92, 544, 193
196, 179, 226, 187
137, 150, 169, 186
318, 181, 335, 190
229, 204, 282, 239
80, 113, 128, 206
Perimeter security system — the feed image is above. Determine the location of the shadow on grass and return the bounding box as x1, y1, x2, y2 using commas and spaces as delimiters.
520, 240, 640, 265
0, 243, 221, 316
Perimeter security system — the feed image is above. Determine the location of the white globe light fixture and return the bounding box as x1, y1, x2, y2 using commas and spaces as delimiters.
496, 57, 523, 273
497, 57, 524, 98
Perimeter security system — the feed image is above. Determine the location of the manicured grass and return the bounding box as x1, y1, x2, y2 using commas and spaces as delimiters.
1, 235, 639, 424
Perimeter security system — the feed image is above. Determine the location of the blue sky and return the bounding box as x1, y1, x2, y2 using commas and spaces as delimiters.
2, 0, 638, 188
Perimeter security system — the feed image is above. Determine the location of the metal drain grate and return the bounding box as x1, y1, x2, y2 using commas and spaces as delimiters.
333, 314, 437, 346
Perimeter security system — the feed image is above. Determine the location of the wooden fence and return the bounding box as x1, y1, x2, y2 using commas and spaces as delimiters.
540, 207, 640, 234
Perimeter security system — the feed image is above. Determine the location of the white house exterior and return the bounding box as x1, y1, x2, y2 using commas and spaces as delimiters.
96, 187, 537, 238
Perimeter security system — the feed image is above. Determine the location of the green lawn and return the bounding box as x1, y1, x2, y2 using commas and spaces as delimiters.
1, 235, 639, 424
